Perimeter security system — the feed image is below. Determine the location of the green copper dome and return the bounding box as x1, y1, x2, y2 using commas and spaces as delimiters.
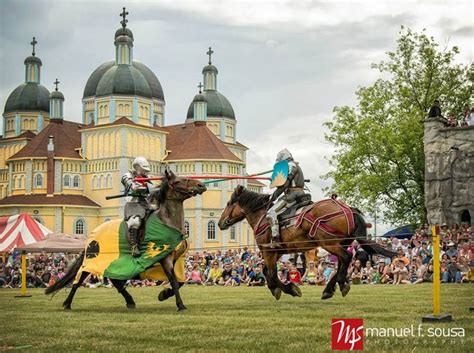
82, 60, 164, 100
24, 55, 42, 66
186, 90, 235, 120
202, 64, 218, 74
115, 27, 134, 40
4, 82, 50, 113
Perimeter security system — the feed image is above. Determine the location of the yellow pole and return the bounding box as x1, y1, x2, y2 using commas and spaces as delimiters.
21, 252, 27, 296
431, 225, 440, 316
15, 252, 31, 298
422, 225, 451, 322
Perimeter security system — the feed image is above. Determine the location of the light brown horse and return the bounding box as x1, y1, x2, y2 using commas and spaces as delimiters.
218, 186, 396, 300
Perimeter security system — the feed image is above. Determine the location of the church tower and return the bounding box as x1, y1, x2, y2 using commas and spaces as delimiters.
186, 47, 237, 145
2, 37, 50, 139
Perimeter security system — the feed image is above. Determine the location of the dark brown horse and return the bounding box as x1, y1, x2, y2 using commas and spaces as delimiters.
45, 170, 206, 311
218, 186, 396, 300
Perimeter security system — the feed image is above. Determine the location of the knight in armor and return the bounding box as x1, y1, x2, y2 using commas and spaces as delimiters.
121, 157, 153, 257
264, 149, 306, 249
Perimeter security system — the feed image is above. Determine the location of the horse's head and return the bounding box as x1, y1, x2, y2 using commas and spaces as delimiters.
218, 185, 270, 230
156, 169, 206, 202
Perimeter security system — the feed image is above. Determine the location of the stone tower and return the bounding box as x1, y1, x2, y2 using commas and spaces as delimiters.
424, 117, 474, 225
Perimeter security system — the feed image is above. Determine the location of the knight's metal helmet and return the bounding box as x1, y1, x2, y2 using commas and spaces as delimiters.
132, 156, 151, 176
276, 148, 293, 162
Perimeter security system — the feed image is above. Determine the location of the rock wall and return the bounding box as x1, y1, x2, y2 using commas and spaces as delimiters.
424, 117, 474, 225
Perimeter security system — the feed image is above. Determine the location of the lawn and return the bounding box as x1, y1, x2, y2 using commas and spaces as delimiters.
1, 284, 472, 352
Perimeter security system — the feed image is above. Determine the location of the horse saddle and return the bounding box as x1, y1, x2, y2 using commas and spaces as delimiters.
278, 194, 313, 228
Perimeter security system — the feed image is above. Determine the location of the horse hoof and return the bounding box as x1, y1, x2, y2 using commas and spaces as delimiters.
63, 304, 71, 310
127, 303, 136, 309
177, 306, 187, 312
158, 291, 167, 302
273, 288, 282, 301
321, 292, 333, 300
341, 284, 351, 297
291, 285, 302, 297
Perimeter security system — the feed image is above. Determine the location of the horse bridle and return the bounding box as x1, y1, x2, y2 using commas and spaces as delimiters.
222, 198, 272, 228
168, 178, 200, 198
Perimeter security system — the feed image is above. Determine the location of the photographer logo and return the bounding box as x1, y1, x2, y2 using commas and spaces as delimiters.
332, 318, 364, 350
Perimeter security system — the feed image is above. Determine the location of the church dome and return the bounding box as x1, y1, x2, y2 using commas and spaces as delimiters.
24, 55, 42, 66
115, 27, 134, 40
4, 82, 50, 114
202, 64, 218, 74
49, 90, 64, 100
186, 90, 235, 120
82, 60, 164, 100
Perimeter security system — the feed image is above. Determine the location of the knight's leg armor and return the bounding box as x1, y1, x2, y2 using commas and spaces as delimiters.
264, 199, 287, 249
126, 215, 142, 257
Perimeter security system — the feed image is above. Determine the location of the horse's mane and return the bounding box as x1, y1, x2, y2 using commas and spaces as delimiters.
154, 178, 169, 204
232, 188, 271, 211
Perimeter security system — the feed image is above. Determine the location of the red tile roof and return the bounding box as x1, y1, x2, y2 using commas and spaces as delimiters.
163, 121, 242, 162
247, 179, 266, 187
9, 119, 83, 159
0, 130, 36, 141
0, 194, 100, 207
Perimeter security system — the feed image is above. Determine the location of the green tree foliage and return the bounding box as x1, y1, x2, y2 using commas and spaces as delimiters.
324, 27, 472, 224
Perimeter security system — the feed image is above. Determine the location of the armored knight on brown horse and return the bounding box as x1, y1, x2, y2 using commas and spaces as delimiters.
219, 149, 396, 301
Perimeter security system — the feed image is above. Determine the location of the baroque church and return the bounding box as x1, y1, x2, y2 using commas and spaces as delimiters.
0, 9, 263, 250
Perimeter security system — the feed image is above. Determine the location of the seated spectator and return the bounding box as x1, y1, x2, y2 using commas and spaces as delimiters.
361, 261, 372, 284
220, 262, 233, 285
392, 259, 410, 284
248, 266, 266, 286
229, 270, 241, 287
351, 268, 362, 284
277, 270, 288, 284
288, 264, 302, 285
186, 264, 203, 285
323, 262, 334, 283
205, 261, 222, 285
445, 242, 458, 259
446, 114, 457, 127
302, 261, 318, 285
428, 99, 443, 118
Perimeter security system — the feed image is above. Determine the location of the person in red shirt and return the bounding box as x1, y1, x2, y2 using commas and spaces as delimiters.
288, 264, 302, 285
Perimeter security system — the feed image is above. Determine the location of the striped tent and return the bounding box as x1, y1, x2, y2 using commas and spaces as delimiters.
0, 214, 51, 252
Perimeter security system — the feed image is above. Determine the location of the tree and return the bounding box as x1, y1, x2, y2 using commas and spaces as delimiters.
323, 27, 472, 225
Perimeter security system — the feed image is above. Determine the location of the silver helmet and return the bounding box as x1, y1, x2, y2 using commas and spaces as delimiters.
276, 148, 293, 162
132, 156, 151, 176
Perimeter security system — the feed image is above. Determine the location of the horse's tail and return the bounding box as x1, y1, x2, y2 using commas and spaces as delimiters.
45, 252, 84, 295
352, 209, 397, 258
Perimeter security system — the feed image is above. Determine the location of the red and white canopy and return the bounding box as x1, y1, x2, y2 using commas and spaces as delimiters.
0, 213, 51, 252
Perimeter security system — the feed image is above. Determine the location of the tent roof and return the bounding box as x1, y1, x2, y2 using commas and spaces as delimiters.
0, 213, 51, 252
17, 233, 86, 253
382, 224, 417, 239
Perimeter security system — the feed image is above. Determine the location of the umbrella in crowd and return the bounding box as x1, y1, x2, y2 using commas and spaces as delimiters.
0, 213, 51, 252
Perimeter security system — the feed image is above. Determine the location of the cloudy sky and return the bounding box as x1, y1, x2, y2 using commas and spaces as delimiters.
1, 0, 472, 233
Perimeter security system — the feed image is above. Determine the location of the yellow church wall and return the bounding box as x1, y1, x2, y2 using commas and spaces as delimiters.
0, 142, 28, 169
183, 197, 195, 209
63, 208, 100, 235
201, 190, 221, 209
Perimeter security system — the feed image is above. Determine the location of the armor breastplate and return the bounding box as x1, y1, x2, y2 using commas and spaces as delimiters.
291, 164, 305, 188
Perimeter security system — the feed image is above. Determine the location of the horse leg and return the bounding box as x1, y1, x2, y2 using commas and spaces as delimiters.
62, 271, 88, 310
320, 244, 344, 300
262, 265, 282, 300
111, 279, 136, 309
336, 246, 353, 297
160, 255, 186, 311
158, 282, 184, 302
263, 250, 301, 298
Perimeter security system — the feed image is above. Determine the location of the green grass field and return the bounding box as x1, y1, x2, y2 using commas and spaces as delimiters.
1, 284, 472, 352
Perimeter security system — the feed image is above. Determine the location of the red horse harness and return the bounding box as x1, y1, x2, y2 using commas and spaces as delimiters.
253, 198, 355, 238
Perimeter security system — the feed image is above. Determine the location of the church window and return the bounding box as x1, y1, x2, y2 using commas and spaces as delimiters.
230, 225, 236, 241
207, 221, 216, 240
92, 175, 98, 189
63, 174, 71, 187
12, 176, 17, 189
34, 173, 43, 187
184, 221, 190, 236
98, 175, 104, 189
74, 219, 85, 235
106, 174, 112, 188
73, 175, 80, 188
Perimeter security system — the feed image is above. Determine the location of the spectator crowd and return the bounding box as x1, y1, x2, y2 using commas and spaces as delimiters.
0, 223, 472, 289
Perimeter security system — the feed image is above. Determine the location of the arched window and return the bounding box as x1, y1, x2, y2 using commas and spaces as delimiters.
74, 219, 85, 235
98, 175, 104, 189
92, 175, 97, 189
207, 221, 216, 240
34, 173, 43, 187
184, 221, 190, 237
230, 225, 236, 241
73, 175, 80, 188
106, 174, 112, 188
63, 174, 70, 187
